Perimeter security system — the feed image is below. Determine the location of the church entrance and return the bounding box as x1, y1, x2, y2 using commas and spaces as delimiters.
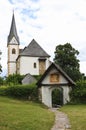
52, 87, 63, 107
37, 63, 75, 108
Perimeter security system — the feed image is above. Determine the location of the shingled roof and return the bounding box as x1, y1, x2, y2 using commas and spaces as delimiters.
19, 39, 50, 57
7, 13, 19, 44
22, 73, 37, 85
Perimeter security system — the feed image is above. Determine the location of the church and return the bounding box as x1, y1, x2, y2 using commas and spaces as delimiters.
7, 13, 75, 107
7, 13, 51, 76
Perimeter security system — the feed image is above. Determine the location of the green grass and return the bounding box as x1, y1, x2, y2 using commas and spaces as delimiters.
0, 96, 54, 130
60, 105, 86, 130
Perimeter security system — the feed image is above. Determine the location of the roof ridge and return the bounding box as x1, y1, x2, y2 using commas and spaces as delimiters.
37, 62, 75, 87
20, 39, 50, 57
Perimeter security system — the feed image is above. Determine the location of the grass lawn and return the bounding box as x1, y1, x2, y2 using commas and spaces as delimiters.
60, 105, 86, 130
0, 96, 54, 130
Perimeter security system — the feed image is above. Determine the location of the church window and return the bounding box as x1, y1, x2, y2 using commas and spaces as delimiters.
12, 48, 16, 54
34, 63, 36, 68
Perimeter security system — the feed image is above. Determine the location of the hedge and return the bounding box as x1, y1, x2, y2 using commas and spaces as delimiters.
70, 80, 86, 104
0, 83, 38, 101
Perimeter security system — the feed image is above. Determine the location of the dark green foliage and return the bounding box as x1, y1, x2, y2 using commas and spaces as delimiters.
0, 65, 2, 73
33, 75, 42, 81
52, 88, 63, 106
0, 77, 4, 86
6, 74, 24, 85
0, 50, 2, 73
0, 87, 6, 95
0, 83, 38, 101
54, 43, 82, 81
70, 80, 86, 104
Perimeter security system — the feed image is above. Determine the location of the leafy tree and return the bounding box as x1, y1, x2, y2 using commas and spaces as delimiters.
0, 50, 2, 73
54, 43, 82, 81
70, 80, 86, 104
6, 74, 24, 85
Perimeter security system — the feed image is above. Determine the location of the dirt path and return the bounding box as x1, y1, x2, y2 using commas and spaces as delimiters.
50, 108, 71, 130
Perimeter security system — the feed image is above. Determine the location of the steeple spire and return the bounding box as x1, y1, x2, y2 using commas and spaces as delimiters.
8, 12, 19, 44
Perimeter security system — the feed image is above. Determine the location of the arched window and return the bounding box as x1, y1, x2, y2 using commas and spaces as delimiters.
34, 63, 36, 68
12, 48, 16, 54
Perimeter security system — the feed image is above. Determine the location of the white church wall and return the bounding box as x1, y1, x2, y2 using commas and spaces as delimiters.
62, 86, 70, 104
8, 62, 16, 75
19, 57, 39, 75
8, 41, 19, 75
19, 57, 50, 75
41, 86, 52, 107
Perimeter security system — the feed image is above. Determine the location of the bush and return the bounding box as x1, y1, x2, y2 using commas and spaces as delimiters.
0, 86, 7, 95
33, 75, 42, 81
0, 83, 38, 101
0, 77, 4, 86
70, 80, 86, 104
5, 74, 24, 85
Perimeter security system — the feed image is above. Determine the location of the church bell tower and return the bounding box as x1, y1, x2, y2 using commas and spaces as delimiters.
7, 13, 20, 76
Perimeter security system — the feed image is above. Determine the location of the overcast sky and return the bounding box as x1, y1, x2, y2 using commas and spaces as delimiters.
0, 0, 86, 76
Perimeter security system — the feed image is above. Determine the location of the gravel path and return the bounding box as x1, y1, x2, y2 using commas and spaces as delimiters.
50, 108, 71, 130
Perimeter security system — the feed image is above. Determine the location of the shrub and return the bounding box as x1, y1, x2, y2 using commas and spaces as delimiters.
33, 75, 42, 81
0, 83, 38, 101
0, 77, 4, 86
70, 80, 86, 104
5, 74, 24, 85
6, 74, 24, 86
0, 86, 7, 95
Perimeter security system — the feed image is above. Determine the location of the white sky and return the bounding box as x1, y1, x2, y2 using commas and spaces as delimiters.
0, 0, 86, 76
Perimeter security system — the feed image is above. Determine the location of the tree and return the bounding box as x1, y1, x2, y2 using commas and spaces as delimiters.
54, 43, 82, 81
0, 50, 2, 73
70, 80, 86, 103
6, 74, 24, 85
0, 77, 4, 86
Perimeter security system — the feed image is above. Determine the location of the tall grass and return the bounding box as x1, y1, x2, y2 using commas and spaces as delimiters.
60, 105, 86, 130
0, 96, 54, 130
